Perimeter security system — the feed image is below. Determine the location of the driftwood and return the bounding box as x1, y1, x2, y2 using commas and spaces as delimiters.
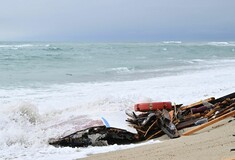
183, 110, 235, 136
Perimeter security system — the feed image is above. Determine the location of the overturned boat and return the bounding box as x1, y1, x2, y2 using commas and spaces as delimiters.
49, 125, 139, 147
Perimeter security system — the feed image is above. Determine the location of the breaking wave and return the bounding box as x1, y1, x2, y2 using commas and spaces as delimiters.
163, 41, 182, 44
105, 67, 134, 74
1, 41, 235, 159
207, 41, 235, 46
0, 103, 42, 148
0, 44, 34, 48
0, 44, 51, 49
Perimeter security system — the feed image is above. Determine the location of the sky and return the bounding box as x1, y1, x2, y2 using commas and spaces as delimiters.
0, 0, 235, 42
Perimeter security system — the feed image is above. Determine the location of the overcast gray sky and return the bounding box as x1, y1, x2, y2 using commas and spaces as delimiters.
0, 0, 235, 42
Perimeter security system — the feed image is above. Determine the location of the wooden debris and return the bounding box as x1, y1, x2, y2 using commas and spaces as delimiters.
144, 119, 158, 137
48, 92, 235, 148
49, 126, 139, 147
176, 118, 200, 130
130, 92, 235, 139
146, 130, 162, 140
180, 97, 215, 111
182, 110, 235, 136
126, 108, 180, 140
211, 92, 235, 104
183, 113, 201, 121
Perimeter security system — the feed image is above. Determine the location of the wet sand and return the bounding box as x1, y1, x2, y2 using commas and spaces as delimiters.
81, 117, 235, 160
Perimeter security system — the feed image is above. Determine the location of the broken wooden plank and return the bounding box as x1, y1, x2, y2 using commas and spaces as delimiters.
210, 92, 235, 104
204, 105, 221, 118
136, 128, 146, 134
146, 130, 162, 140
183, 110, 235, 136
212, 102, 235, 119
180, 97, 215, 111
176, 118, 200, 130
183, 113, 201, 121
144, 119, 158, 137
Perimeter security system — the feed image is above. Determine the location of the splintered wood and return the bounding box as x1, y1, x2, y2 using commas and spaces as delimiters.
49, 92, 235, 148
127, 92, 235, 139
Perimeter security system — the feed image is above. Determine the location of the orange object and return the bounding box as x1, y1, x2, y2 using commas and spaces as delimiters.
169, 110, 174, 122
134, 102, 172, 112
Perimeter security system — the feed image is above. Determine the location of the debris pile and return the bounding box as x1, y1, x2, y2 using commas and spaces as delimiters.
176, 92, 235, 131
49, 92, 235, 148
125, 107, 180, 140
49, 126, 139, 148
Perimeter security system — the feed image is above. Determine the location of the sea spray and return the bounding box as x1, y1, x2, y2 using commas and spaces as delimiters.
0, 42, 235, 159
0, 103, 41, 148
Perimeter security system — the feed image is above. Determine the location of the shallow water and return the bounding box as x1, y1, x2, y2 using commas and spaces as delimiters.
0, 41, 235, 159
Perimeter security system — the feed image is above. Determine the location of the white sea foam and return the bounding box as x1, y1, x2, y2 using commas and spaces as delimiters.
0, 44, 50, 49
106, 67, 133, 74
163, 41, 182, 44
1, 42, 235, 159
0, 63, 235, 159
0, 44, 34, 48
207, 41, 235, 46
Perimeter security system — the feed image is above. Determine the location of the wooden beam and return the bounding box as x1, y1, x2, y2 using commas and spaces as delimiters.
176, 118, 200, 130
183, 110, 235, 136
210, 92, 235, 104
146, 130, 162, 140
213, 103, 235, 118
180, 97, 215, 111
144, 119, 158, 137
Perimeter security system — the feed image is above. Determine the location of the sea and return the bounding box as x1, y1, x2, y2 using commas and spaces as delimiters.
0, 41, 235, 159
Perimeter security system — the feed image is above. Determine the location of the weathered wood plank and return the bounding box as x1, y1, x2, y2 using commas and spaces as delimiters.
183, 110, 235, 136
180, 97, 215, 111
211, 92, 235, 104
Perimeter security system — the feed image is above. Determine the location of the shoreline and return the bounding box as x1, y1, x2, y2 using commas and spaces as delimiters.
81, 117, 235, 160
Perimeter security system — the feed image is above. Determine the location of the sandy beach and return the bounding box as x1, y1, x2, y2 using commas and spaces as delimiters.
81, 117, 235, 160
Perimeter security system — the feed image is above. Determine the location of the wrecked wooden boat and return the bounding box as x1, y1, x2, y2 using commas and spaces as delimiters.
175, 92, 235, 131
49, 125, 139, 148
48, 92, 235, 148
126, 108, 180, 140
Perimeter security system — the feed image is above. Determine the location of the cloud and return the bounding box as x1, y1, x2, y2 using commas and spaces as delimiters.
0, 0, 235, 41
